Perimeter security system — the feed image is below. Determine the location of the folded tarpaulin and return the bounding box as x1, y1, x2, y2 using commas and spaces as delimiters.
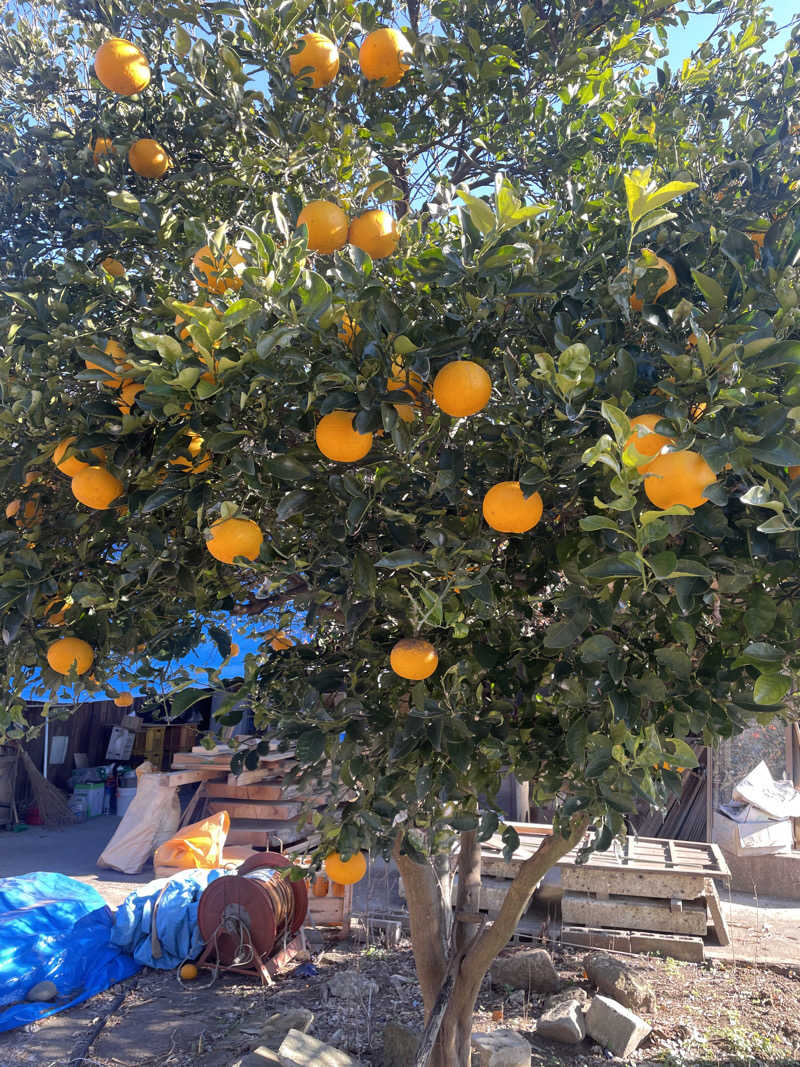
0, 871, 140, 1033
110, 868, 224, 969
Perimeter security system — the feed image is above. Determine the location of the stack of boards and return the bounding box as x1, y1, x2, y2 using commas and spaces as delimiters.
170, 742, 352, 937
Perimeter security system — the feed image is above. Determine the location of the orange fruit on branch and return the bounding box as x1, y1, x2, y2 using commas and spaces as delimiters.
169, 431, 211, 473
324, 851, 367, 885
348, 209, 399, 259
359, 27, 412, 86
85, 340, 132, 389
47, 636, 94, 676
289, 32, 339, 88
387, 361, 425, 422
53, 437, 107, 478
433, 360, 491, 417
315, 410, 373, 462
114, 692, 134, 707
643, 450, 714, 510
117, 381, 144, 414
192, 245, 244, 294
71, 466, 124, 510
206, 517, 263, 564
100, 257, 125, 277
624, 414, 674, 472
482, 481, 543, 533
92, 137, 115, 164
128, 138, 169, 178
296, 201, 349, 254
270, 631, 294, 651
390, 637, 438, 680
94, 38, 151, 96
338, 313, 361, 349
625, 253, 677, 311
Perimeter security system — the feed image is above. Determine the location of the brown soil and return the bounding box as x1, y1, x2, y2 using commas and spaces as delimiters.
1, 939, 798, 1066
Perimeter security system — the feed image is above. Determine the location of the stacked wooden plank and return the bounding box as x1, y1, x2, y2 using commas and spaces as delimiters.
169, 743, 352, 936
402, 822, 731, 962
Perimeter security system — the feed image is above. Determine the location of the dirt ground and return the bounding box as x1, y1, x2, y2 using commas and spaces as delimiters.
1, 937, 799, 1067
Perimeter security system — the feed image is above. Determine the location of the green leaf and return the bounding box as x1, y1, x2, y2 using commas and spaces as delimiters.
140, 487, 181, 514
635, 180, 697, 221
296, 728, 326, 762
277, 489, 310, 522
376, 550, 430, 568
582, 558, 641, 581
753, 673, 791, 706
654, 646, 691, 678
732, 642, 784, 669
542, 609, 590, 649
108, 190, 140, 214
579, 634, 616, 663
267, 456, 312, 480
691, 269, 725, 309
132, 329, 182, 360
456, 190, 496, 234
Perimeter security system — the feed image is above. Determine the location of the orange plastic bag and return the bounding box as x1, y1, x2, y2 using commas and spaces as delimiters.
153, 811, 230, 874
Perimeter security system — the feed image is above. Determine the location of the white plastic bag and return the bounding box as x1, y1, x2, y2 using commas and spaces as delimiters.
97, 762, 180, 874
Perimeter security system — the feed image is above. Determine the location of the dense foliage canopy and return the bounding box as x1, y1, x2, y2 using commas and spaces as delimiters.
2, 0, 800, 868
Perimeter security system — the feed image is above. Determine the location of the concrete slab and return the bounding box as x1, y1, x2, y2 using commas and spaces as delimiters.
0, 816, 152, 908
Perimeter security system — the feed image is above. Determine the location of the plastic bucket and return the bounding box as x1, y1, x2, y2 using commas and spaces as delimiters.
68, 793, 89, 822
116, 786, 137, 818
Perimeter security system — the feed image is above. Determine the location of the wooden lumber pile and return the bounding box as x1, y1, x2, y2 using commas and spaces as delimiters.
634, 747, 708, 840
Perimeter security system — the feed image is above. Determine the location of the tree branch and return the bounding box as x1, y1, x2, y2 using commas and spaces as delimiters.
393, 837, 449, 1019
454, 829, 481, 957
463, 814, 590, 980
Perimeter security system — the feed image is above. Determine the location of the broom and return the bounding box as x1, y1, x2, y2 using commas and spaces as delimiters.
16, 744, 75, 826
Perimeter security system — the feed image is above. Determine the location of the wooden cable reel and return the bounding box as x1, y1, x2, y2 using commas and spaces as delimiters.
196, 851, 308, 982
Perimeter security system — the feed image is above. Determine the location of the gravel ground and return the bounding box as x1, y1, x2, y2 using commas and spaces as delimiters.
2, 937, 799, 1066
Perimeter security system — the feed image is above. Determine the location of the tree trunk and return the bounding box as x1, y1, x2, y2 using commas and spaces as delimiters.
396, 815, 590, 1067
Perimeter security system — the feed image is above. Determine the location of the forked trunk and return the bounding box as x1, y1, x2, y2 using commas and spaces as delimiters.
396, 816, 590, 1067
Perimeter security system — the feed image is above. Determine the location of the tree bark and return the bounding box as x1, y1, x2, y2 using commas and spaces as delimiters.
399, 815, 590, 1067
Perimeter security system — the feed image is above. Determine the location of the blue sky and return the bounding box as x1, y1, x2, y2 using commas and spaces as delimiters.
34, 5, 791, 704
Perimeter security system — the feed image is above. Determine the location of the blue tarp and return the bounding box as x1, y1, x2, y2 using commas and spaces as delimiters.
110, 869, 224, 969
0, 872, 141, 1033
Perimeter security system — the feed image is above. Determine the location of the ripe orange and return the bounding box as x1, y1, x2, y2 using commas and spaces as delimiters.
289, 32, 339, 88
128, 138, 169, 178
296, 201, 349, 254
643, 450, 715, 510
71, 466, 124, 510
338, 313, 360, 348
53, 437, 106, 478
101, 257, 125, 277
433, 360, 491, 417
85, 340, 132, 389
169, 431, 211, 473
624, 414, 674, 472
206, 517, 263, 564
47, 636, 94, 676
390, 637, 438, 680
387, 361, 425, 422
94, 38, 151, 96
348, 210, 399, 259
114, 692, 134, 707
179, 963, 198, 981
117, 382, 144, 414
324, 852, 367, 885
315, 411, 373, 462
192, 245, 244, 294
270, 631, 294, 651
626, 254, 677, 311
789, 466, 800, 481
92, 137, 115, 164
482, 482, 543, 533
359, 28, 412, 86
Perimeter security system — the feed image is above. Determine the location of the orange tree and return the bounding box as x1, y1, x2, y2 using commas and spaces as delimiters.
3, 0, 800, 1061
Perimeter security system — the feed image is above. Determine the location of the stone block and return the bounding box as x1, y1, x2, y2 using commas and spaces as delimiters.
383, 1021, 421, 1066
584, 952, 656, 1013
585, 995, 651, 1058
278, 1029, 364, 1066
536, 999, 586, 1044
259, 1009, 314, 1050
471, 1028, 531, 1066
326, 970, 379, 1001
490, 947, 560, 993
543, 986, 588, 1010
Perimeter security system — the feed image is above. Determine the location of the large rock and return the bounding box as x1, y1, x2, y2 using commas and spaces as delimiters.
471, 1029, 531, 1066
536, 1000, 586, 1044
383, 1022, 420, 1066
278, 1029, 364, 1067
490, 948, 560, 993
584, 953, 656, 1013
26, 980, 58, 1002
585, 995, 651, 1058
326, 970, 379, 1001
259, 1010, 314, 1049
542, 986, 588, 1010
